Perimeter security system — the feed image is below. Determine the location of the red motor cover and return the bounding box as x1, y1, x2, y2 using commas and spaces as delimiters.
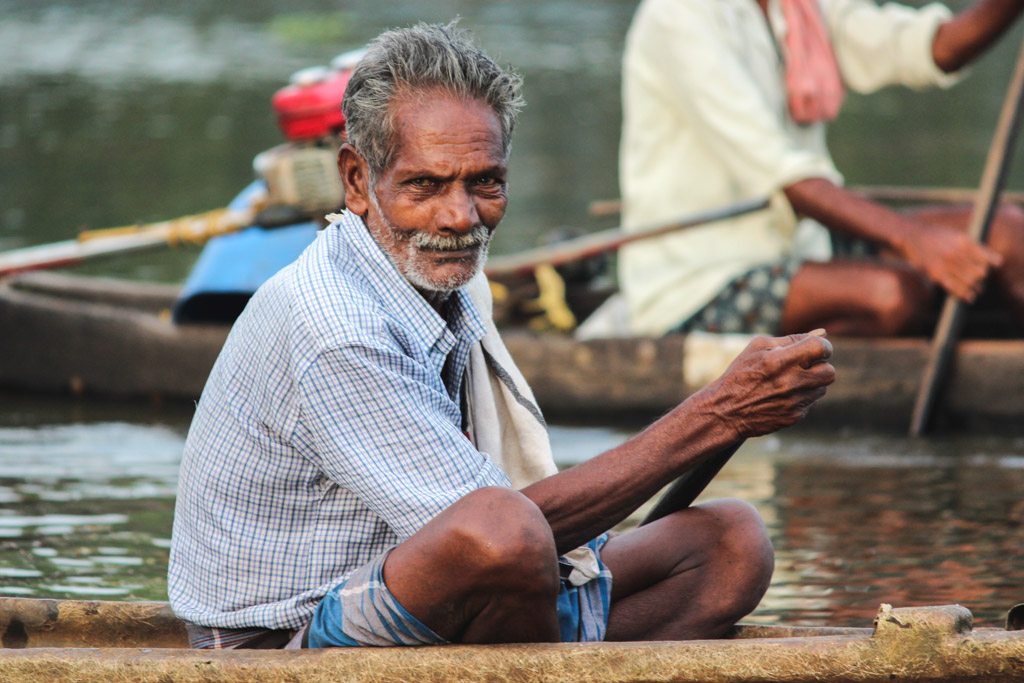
272, 68, 352, 141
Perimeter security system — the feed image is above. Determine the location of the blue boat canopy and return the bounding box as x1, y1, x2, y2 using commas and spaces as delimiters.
173, 181, 319, 323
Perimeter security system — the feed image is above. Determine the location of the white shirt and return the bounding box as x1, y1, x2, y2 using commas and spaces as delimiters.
617, 0, 958, 336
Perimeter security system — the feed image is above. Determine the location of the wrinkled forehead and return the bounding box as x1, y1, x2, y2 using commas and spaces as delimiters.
387, 87, 503, 152
386, 88, 507, 166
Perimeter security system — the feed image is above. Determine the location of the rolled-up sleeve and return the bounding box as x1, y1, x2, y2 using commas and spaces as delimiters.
827, 0, 961, 93
635, 1, 841, 198
296, 342, 510, 541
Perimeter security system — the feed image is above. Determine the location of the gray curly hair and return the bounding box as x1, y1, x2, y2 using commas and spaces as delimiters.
342, 21, 525, 177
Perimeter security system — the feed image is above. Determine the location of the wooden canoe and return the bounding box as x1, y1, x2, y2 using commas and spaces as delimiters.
0, 598, 1020, 682
2, 271, 1023, 430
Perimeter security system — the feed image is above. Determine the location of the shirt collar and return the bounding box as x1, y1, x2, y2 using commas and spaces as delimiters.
334, 210, 487, 351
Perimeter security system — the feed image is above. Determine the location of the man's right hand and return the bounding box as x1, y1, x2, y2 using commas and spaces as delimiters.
895, 219, 1002, 303
689, 331, 836, 441
784, 178, 1004, 305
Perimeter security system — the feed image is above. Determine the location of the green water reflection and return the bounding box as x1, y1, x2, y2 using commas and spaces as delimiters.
0, 395, 191, 600
3, 2, 1021, 282
0, 403, 1022, 628
0, 435, 177, 599
714, 435, 1024, 628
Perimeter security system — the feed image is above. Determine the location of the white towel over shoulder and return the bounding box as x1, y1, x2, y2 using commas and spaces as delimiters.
463, 274, 605, 585
463, 273, 558, 489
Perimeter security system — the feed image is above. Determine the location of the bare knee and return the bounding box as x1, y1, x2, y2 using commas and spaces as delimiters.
697, 499, 774, 618
447, 487, 559, 597
987, 203, 1024, 257
383, 487, 559, 644
864, 268, 930, 335
700, 499, 773, 569
992, 202, 1024, 229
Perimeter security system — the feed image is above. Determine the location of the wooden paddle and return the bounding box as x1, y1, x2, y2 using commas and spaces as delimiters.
1009, 603, 1024, 631
587, 185, 1024, 217
849, 185, 1024, 206
1, 193, 767, 281
909, 40, 1024, 436
0, 193, 268, 278
484, 197, 769, 279
640, 441, 744, 526
640, 328, 831, 525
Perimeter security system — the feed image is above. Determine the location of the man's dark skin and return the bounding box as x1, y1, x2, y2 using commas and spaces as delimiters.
337, 87, 835, 643
752, 0, 1024, 335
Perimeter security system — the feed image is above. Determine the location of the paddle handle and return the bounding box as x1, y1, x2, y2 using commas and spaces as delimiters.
485, 197, 769, 279
909, 39, 1024, 436
586, 186, 1024, 218
849, 185, 1024, 206
639, 441, 744, 526
0, 201, 265, 278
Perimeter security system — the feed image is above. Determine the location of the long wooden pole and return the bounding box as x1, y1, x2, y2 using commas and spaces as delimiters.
0, 195, 768, 281
485, 197, 769, 279
640, 441, 743, 526
587, 186, 1024, 217
0, 196, 267, 278
909, 40, 1024, 436
850, 185, 1024, 205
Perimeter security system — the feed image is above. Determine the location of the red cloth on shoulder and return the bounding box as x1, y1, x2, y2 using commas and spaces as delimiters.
781, 0, 845, 124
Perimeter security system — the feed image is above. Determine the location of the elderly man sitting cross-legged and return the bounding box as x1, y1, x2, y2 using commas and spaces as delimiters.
168, 22, 835, 649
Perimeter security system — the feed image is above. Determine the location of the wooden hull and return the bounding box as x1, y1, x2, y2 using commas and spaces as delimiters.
501, 331, 1024, 429
0, 272, 227, 402
2, 272, 1023, 429
0, 598, 1020, 682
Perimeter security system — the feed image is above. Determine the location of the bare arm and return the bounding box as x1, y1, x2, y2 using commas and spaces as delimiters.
521, 333, 835, 553
933, 0, 1024, 73
784, 178, 1001, 302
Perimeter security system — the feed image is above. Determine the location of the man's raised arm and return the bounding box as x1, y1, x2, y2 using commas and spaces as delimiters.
932, 0, 1024, 73
783, 178, 1002, 304
520, 332, 835, 554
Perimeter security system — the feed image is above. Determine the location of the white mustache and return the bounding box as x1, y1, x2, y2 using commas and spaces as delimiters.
411, 225, 490, 251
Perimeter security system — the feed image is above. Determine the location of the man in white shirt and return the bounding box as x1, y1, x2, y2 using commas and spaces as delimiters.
618, 0, 1024, 338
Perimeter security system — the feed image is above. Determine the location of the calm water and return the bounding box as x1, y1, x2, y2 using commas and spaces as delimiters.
2, 1, 1023, 277
1, 0, 1023, 629
0, 394, 1022, 629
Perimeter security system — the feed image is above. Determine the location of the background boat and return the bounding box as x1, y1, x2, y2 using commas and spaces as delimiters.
2, 1, 1022, 434
2, 268, 1022, 431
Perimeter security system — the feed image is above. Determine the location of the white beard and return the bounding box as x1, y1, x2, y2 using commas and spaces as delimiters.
366, 188, 492, 293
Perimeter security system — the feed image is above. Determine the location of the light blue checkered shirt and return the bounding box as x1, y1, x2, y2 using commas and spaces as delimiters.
168, 211, 512, 630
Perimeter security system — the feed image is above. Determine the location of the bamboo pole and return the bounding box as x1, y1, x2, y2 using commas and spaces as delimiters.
640, 441, 743, 525
586, 186, 1024, 218
850, 184, 1024, 205
909, 41, 1024, 436
0, 207, 263, 278
0, 192, 269, 278
485, 197, 769, 279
